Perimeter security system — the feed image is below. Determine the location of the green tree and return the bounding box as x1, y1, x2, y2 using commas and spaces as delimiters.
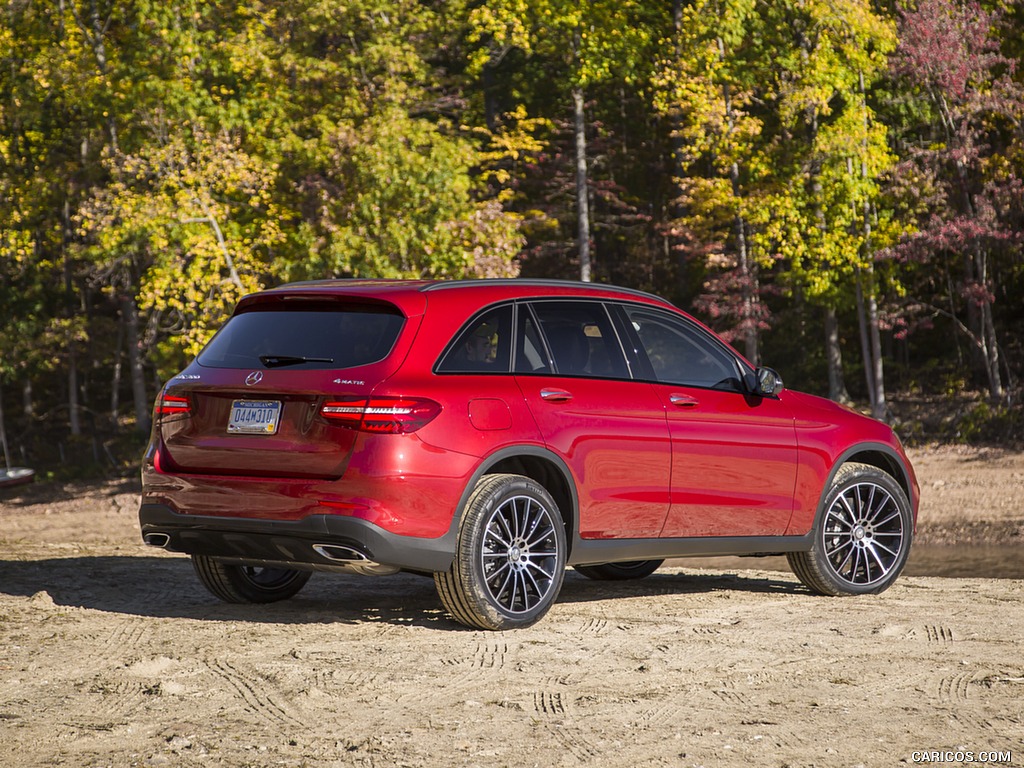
469, 0, 661, 281
656, 0, 896, 407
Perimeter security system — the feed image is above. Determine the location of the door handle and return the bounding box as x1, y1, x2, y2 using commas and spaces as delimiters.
669, 393, 699, 408
540, 388, 573, 402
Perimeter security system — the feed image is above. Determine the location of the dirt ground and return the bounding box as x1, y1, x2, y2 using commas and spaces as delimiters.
1, 445, 1021, 768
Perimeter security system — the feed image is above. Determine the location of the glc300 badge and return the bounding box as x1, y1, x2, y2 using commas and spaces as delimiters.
245, 371, 264, 386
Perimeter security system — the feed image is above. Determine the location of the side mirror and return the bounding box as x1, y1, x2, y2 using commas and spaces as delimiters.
754, 367, 784, 397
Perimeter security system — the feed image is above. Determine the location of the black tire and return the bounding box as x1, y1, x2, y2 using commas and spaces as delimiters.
191, 554, 311, 604
574, 560, 664, 581
788, 462, 913, 596
434, 474, 567, 630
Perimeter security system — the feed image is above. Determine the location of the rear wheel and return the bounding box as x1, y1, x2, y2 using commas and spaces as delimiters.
574, 560, 664, 581
788, 462, 912, 596
191, 554, 311, 604
435, 474, 566, 630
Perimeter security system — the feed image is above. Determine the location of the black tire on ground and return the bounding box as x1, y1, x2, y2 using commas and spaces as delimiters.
191, 554, 312, 604
787, 462, 913, 596
434, 473, 567, 630
574, 560, 664, 581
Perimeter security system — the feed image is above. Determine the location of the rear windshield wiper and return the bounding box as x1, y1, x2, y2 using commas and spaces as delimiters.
259, 354, 334, 368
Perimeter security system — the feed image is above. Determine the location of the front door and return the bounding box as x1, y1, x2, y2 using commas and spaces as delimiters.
620, 305, 799, 538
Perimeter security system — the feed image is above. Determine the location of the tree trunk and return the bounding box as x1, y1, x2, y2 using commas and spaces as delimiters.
975, 248, 1003, 402
122, 295, 151, 433
0, 379, 11, 469
188, 196, 244, 291
482, 56, 498, 133
825, 307, 852, 404
572, 85, 592, 283
735, 210, 758, 366
855, 274, 876, 408
68, 347, 82, 436
110, 307, 124, 423
867, 288, 886, 420
63, 196, 81, 437
980, 299, 1003, 402
857, 72, 886, 421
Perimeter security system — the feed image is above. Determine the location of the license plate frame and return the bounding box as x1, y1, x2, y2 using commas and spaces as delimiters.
227, 400, 282, 435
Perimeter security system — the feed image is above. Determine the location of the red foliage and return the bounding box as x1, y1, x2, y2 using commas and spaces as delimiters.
692, 268, 773, 343
893, 0, 1012, 101
882, 214, 1017, 264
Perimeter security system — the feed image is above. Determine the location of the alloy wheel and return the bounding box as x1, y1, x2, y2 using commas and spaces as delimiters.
821, 481, 906, 587
479, 494, 561, 614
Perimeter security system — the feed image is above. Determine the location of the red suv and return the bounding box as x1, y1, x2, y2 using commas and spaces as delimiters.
140, 279, 919, 629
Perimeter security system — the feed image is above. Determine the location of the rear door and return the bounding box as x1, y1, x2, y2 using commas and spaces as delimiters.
514, 301, 671, 539
158, 299, 412, 479
618, 305, 799, 538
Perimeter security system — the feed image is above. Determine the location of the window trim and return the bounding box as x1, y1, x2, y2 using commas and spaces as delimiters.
613, 303, 754, 393
434, 301, 516, 375
432, 296, 755, 392
520, 298, 633, 381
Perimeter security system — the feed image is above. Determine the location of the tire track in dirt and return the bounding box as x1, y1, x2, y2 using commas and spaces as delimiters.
90, 619, 148, 666
441, 640, 510, 669
932, 666, 1005, 736
937, 672, 975, 703
398, 640, 514, 707
88, 679, 150, 721
82, 654, 179, 728
691, 624, 723, 635
925, 625, 955, 644
637, 702, 684, 729
533, 690, 567, 716
530, 672, 615, 762
206, 659, 305, 731
532, 688, 601, 763
338, 669, 382, 688
578, 618, 609, 635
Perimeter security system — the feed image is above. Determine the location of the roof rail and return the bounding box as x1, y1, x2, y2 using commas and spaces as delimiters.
420, 278, 671, 304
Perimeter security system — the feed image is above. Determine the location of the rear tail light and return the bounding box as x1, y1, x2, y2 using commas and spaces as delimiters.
321, 397, 441, 434
156, 393, 191, 417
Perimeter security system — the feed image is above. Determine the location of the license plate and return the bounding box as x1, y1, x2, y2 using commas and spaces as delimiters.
227, 400, 282, 435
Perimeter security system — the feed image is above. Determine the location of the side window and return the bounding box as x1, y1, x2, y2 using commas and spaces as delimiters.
528, 302, 629, 379
437, 305, 513, 373
514, 310, 551, 374
625, 307, 744, 391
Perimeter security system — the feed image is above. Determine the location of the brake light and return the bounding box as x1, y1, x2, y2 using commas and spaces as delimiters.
156, 394, 191, 417
321, 397, 441, 433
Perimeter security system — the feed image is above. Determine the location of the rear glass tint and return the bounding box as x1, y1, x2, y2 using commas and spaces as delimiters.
197, 304, 405, 370
436, 305, 513, 373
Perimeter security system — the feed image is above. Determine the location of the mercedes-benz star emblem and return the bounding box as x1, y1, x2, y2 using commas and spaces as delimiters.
245, 371, 264, 386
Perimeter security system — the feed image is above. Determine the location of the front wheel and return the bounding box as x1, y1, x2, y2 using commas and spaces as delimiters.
435, 474, 567, 630
788, 462, 913, 596
574, 560, 664, 581
191, 555, 311, 604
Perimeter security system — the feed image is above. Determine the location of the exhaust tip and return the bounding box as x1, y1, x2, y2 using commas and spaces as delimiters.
144, 532, 171, 548
313, 544, 399, 576
313, 544, 371, 563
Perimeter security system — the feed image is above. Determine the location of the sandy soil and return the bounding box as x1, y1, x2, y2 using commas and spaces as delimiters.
1, 446, 1022, 768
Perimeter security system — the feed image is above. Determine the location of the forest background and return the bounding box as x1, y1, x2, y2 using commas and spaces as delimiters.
1, 0, 1023, 477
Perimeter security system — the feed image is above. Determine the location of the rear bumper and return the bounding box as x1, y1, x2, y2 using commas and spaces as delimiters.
138, 503, 457, 573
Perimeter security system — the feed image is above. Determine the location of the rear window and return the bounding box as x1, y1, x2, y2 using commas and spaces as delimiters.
197, 304, 405, 370
436, 305, 513, 373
